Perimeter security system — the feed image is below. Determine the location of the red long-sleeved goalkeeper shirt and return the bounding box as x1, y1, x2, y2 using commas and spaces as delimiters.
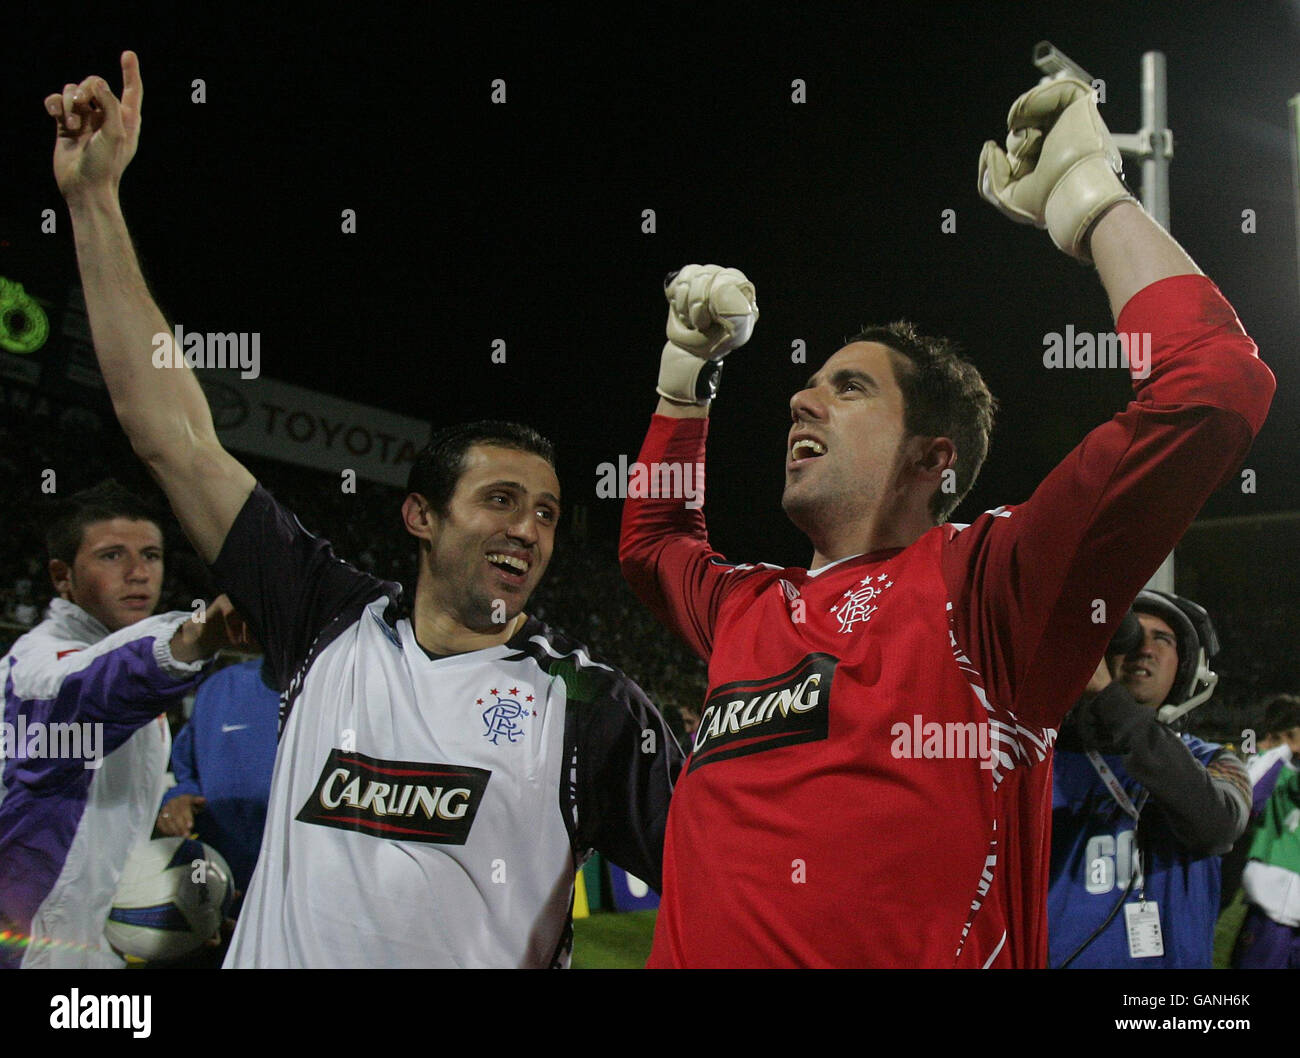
619, 275, 1274, 968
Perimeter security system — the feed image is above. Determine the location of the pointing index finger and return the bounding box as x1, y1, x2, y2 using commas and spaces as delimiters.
120, 49, 142, 114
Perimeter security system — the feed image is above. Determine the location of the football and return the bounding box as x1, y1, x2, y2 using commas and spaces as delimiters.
105, 837, 235, 962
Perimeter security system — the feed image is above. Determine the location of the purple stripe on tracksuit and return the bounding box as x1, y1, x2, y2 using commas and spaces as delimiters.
1253, 759, 1287, 815
1233, 905, 1300, 969
0, 633, 196, 968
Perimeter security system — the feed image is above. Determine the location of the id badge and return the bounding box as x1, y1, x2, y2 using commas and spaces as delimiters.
1123, 901, 1164, 958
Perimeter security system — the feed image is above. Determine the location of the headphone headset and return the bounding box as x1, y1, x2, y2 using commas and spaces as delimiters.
1127, 590, 1219, 724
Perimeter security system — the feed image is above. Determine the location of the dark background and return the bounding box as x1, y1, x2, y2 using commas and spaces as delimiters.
3, 0, 1297, 566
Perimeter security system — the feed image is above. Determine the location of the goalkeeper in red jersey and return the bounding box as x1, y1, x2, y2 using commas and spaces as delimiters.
619, 79, 1275, 967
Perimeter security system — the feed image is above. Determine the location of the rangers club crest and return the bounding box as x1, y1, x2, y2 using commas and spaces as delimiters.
829, 573, 895, 634
478, 686, 536, 744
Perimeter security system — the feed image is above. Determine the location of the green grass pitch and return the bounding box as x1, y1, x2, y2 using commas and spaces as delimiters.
571, 911, 657, 969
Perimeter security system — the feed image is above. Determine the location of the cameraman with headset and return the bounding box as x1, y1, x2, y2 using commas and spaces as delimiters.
1049, 591, 1251, 968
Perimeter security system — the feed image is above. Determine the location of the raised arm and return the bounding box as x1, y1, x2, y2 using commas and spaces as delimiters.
620, 266, 762, 657
1089, 200, 1203, 320
46, 51, 254, 564
961, 79, 1275, 727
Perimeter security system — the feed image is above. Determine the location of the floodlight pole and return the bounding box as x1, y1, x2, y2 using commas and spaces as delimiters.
1034, 42, 1175, 592
1289, 95, 1300, 303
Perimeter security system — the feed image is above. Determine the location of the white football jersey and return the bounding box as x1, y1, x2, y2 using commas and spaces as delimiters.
218, 487, 680, 968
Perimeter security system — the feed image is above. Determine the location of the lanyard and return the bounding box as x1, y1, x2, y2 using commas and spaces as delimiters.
1086, 750, 1149, 903
1085, 750, 1141, 820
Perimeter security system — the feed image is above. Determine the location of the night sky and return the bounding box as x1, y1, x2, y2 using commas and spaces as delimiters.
5, 2, 1298, 566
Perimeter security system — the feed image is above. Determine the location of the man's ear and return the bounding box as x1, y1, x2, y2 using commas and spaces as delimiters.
401, 494, 438, 546
49, 558, 73, 600
905, 436, 956, 492
917, 436, 957, 475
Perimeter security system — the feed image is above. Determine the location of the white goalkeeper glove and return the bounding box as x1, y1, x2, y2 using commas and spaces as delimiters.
978, 78, 1136, 263
657, 264, 759, 405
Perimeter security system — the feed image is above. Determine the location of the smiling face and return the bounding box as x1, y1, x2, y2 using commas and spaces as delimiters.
781, 341, 915, 539
413, 444, 560, 632
49, 518, 164, 632
1110, 613, 1180, 707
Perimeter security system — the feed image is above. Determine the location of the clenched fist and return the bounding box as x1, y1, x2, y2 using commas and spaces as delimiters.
657, 264, 759, 406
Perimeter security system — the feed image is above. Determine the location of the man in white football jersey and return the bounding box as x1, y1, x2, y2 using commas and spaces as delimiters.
45, 52, 681, 967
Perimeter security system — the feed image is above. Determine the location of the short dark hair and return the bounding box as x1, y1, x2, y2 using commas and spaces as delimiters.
847, 322, 997, 524
406, 421, 557, 515
1261, 694, 1300, 737
45, 480, 164, 565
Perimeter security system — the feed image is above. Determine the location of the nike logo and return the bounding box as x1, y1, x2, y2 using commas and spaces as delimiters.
221, 723, 250, 733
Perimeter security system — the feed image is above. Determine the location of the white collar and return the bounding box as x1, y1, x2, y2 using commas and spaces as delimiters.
806, 553, 865, 578
46, 597, 111, 643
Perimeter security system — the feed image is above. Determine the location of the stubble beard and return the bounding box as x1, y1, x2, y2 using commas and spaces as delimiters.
462, 578, 529, 633
422, 552, 526, 635
782, 469, 873, 548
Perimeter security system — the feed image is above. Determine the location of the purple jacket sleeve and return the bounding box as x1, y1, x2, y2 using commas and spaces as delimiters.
3, 610, 203, 787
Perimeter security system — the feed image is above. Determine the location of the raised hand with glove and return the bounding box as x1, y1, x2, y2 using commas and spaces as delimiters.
978, 78, 1136, 263
656, 264, 759, 410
